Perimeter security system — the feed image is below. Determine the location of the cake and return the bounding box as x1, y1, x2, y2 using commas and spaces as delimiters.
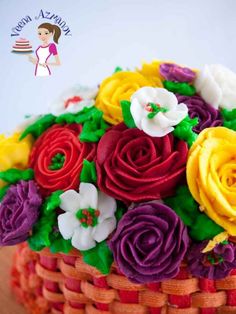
12, 38, 33, 53
2, 60, 236, 313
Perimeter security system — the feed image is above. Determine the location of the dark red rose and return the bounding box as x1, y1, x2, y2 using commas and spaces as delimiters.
96, 123, 188, 203
30, 124, 96, 195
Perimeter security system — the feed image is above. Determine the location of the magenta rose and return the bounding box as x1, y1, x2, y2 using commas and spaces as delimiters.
96, 123, 188, 204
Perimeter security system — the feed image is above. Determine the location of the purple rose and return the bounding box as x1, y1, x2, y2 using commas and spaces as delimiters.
0, 180, 42, 246
160, 63, 196, 83
187, 241, 236, 279
177, 95, 223, 134
109, 202, 189, 283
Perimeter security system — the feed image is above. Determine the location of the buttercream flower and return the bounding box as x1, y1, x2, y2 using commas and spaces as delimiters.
137, 60, 163, 86
130, 87, 188, 137
187, 127, 236, 235
187, 241, 236, 279
160, 63, 196, 83
194, 64, 236, 109
30, 124, 96, 195
109, 202, 189, 283
97, 123, 188, 204
50, 85, 98, 116
0, 132, 33, 188
177, 95, 222, 134
58, 183, 117, 251
95, 71, 159, 125
0, 180, 42, 246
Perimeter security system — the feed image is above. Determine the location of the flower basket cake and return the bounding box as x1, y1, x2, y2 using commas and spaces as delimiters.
2, 61, 236, 313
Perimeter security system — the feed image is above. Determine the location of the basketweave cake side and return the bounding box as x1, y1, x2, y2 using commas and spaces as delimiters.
2, 61, 236, 314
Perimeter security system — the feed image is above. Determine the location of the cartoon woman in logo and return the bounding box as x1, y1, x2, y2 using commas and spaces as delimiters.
29, 23, 61, 76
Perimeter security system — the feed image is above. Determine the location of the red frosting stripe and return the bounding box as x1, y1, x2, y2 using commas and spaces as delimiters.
96, 123, 188, 204
30, 124, 96, 195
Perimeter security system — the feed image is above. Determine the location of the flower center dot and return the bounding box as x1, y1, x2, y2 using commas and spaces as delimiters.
64, 96, 83, 109
145, 102, 168, 119
48, 153, 65, 170
76, 207, 100, 228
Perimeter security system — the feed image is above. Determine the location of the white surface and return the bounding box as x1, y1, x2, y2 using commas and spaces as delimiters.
0, 0, 236, 133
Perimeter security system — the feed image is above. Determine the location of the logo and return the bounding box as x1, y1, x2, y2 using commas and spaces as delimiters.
11, 10, 72, 77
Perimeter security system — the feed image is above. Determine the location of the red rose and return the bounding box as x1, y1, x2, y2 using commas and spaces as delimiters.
96, 123, 188, 203
30, 124, 96, 195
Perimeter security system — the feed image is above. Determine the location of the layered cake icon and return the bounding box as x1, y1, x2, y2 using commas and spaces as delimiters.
12, 38, 33, 53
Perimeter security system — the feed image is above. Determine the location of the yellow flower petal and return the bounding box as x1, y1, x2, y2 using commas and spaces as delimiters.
0, 132, 33, 187
187, 127, 236, 235
95, 67, 163, 125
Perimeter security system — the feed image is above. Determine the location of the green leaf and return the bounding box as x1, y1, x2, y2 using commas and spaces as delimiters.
115, 201, 127, 222
49, 233, 72, 254
79, 109, 109, 143
20, 114, 56, 140
173, 115, 198, 147
80, 159, 97, 184
165, 185, 224, 241
221, 108, 236, 131
0, 168, 34, 184
189, 214, 224, 241
163, 80, 196, 96
114, 66, 123, 73
42, 190, 63, 214
0, 185, 9, 201
28, 211, 57, 251
81, 241, 113, 275
120, 100, 136, 128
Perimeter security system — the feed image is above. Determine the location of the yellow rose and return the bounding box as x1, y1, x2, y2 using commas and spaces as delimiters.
137, 60, 163, 86
0, 133, 33, 187
95, 71, 162, 125
187, 127, 236, 235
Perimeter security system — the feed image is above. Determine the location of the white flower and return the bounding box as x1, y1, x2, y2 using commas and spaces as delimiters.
58, 183, 117, 251
130, 87, 188, 137
50, 85, 98, 116
194, 64, 236, 110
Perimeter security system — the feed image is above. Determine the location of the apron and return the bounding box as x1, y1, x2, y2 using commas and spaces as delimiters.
35, 45, 51, 77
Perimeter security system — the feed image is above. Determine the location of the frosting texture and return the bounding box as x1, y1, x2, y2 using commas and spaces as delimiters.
30, 124, 96, 195
130, 87, 188, 137
96, 123, 188, 203
109, 202, 189, 283
177, 95, 222, 133
187, 241, 236, 279
0, 180, 42, 245
187, 127, 236, 235
195, 64, 236, 109
95, 71, 159, 125
58, 183, 117, 251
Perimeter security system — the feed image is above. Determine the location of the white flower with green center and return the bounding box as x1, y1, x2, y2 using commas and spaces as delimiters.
130, 87, 188, 137
50, 85, 98, 117
58, 183, 117, 251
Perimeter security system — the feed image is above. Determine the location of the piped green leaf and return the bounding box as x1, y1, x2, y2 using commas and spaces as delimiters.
163, 80, 196, 96
81, 241, 113, 275
20, 114, 56, 140
221, 108, 236, 131
42, 190, 63, 214
28, 211, 56, 251
120, 100, 136, 128
0, 168, 34, 184
173, 115, 198, 147
80, 160, 97, 184
165, 185, 224, 241
114, 66, 123, 73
